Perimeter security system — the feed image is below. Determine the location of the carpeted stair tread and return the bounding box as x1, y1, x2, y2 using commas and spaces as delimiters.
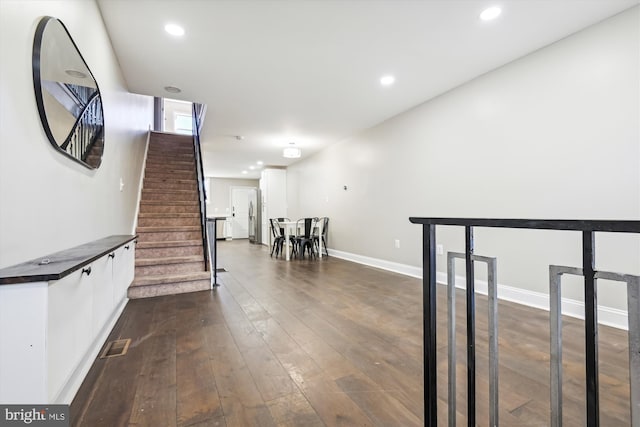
138, 212, 200, 218
142, 178, 195, 184
142, 188, 198, 194
130, 271, 211, 287
135, 255, 203, 267
136, 239, 202, 249
137, 225, 200, 232
140, 200, 199, 205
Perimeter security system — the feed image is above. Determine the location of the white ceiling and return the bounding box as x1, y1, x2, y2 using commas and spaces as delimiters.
97, 0, 638, 179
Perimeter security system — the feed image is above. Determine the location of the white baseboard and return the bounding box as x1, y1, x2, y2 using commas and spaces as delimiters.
329, 249, 628, 331
329, 249, 423, 279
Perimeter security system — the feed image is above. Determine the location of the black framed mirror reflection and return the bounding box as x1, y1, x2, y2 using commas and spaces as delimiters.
33, 16, 104, 169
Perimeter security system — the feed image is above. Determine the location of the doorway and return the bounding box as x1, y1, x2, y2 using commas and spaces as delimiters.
230, 187, 252, 239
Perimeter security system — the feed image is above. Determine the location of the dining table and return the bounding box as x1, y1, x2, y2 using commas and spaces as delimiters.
278, 220, 325, 261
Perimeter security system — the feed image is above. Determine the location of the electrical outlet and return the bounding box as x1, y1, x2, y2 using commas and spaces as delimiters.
436, 244, 444, 255
394, 239, 400, 249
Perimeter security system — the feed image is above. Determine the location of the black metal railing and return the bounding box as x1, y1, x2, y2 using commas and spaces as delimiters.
408, 217, 640, 427
64, 83, 96, 106
192, 103, 210, 273
60, 92, 103, 166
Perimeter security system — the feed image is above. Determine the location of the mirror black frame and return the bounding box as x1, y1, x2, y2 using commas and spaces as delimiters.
32, 16, 104, 169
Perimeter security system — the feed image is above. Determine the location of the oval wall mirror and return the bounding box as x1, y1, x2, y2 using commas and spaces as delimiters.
33, 16, 104, 169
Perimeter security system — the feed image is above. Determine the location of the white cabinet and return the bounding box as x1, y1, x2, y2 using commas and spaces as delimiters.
0, 236, 136, 404
113, 241, 135, 306
260, 168, 287, 245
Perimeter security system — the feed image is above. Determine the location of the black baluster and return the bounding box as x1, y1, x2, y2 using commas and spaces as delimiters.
423, 224, 437, 426
465, 226, 476, 427
583, 231, 599, 426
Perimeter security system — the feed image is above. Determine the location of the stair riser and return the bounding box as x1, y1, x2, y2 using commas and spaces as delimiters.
135, 261, 205, 277
128, 279, 210, 299
136, 246, 204, 258
145, 171, 196, 180
139, 204, 199, 214
147, 151, 194, 159
149, 143, 193, 153
143, 181, 196, 191
146, 155, 194, 163
137, 217, 201, 227
137, 230, 202, 242
146, 152, 194, 160
141, 191, 199, 202
146, 162, 195, 173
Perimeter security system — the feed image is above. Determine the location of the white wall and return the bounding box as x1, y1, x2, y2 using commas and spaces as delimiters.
287, 7, 640, 313
208, 177, 259, 217
0, 0, 154, 268
162, 98, 192, 133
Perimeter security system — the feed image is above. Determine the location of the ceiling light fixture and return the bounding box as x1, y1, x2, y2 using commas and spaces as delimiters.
65, 69, 87, 79
380, 75, 395, 86
164, 86, 181, 93
164, 23, 185, 36
241, 170, 248, 175
480, 6, 502, 21
257, 160, 264, 165
283, 142, 301, 159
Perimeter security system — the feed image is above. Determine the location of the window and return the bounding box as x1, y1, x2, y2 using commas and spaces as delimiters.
174, 113, 193, 135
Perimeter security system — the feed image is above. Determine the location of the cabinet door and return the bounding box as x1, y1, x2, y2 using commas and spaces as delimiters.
91, 255, 113, 338
112, 241, 135, 305
47, 268, 93, 400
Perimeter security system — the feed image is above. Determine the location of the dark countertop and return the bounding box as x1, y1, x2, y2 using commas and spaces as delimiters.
0, 235, 137, 285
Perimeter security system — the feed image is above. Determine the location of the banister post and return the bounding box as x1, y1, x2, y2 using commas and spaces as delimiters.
423, 224, 437, 426
583, 231, 599, 426
465, 226, 476, 427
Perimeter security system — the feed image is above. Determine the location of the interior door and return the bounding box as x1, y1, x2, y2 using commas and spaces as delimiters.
231, 188, 250, 239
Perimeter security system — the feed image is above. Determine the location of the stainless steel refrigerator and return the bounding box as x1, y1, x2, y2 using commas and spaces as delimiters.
248, 188, 261, 244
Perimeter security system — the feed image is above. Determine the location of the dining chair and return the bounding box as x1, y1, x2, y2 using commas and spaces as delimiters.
313, 217, 329, 256
269, 218, 284, 257
295, 217, 318, 259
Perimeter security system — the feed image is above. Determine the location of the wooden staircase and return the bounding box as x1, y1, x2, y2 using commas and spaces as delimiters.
128, 132, 210, 299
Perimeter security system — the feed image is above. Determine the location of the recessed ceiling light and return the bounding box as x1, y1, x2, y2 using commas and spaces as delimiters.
380, 75, 395, 86
249, 166, 255, 170
164, 86, 181, 93
65, 69, 87, 79
480, 6, 502, 21
241, 170, 248, 174
164, 23, 185, 36
256, 160, 263, 165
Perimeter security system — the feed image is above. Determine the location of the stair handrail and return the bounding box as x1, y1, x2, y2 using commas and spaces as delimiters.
192, 103, 210, 272
409, 217, 640, 427
60, 92, 103, 165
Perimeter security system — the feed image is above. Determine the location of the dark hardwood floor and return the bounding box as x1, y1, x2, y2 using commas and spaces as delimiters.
71, 240, 631, 426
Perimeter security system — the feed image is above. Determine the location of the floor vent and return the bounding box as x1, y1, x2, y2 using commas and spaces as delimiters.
216, 268, 227, 272
100, 338, 131, 359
